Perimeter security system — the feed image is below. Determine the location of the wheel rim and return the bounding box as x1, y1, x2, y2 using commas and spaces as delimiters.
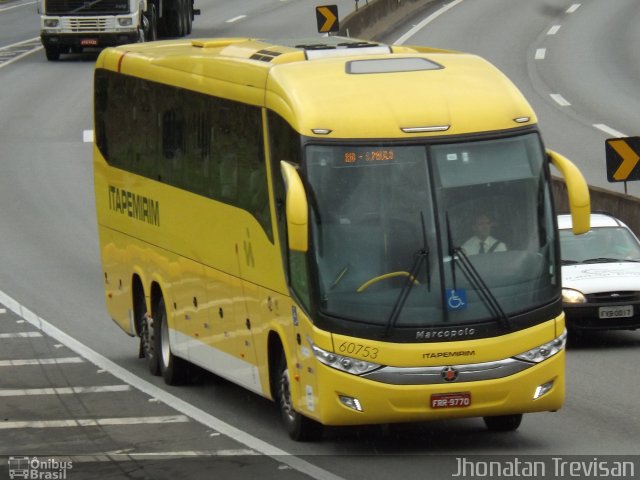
160, 309, 171, 368
279, 368, 296, 423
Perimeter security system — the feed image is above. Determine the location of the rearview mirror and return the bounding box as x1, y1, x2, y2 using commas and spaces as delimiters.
280, 161, 309, 252
547, 149, 590, 234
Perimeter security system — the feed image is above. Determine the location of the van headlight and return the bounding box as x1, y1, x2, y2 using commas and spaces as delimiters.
514, 330, 567, 363
310, 341, 382, 375
562, 288, 586, 304
43, 19, 59, 27
118, 17, 133, 26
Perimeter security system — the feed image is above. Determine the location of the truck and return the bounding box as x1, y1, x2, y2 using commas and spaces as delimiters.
38, 0, 199, 61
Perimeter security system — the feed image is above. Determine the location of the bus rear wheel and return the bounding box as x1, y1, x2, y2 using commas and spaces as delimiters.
483, 413, 523, 432
139, 309, 160, 376
154, 296, 189, 385
277, 355, 323, 441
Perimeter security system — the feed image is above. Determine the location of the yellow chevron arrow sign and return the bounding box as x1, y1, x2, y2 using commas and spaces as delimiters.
606, 137, 640, 182
316, 5, 339, 33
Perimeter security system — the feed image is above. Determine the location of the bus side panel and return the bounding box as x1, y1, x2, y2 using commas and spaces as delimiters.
97, 225, 136, 335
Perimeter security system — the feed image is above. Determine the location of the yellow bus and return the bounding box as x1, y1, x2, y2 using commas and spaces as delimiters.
93, 36, 590, 440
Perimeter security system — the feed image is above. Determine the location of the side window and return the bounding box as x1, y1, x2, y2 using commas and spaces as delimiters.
94, 69, 273, 240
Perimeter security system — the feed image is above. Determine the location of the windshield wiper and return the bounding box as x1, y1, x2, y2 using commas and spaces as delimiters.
383, 212, 430, 337
561, 259, 580, 265
445, 212, 511, 330
582, 257, 621, 263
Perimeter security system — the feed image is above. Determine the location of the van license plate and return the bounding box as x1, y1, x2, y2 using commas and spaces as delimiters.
81, 38, 98, 46
599, 306, 633, 319
430, 392, 471, 409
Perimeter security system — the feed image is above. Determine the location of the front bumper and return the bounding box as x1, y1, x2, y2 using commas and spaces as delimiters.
305, 349, 565, 426
41, 32, 139, 48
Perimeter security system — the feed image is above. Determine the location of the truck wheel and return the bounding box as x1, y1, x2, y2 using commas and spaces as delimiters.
165, 8, 180, 37
185, 1, 192, 35
145, 4, 158, 41
45, 45, 60, 61
177, 0, 187, 36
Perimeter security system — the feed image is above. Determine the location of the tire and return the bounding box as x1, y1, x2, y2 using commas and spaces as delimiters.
44, 45, 60, 61
177, 0, 186, 37
277, 355, 323, 441
483, 414, 523, 432
145, 4, 158, 41
154, 296, 189, 385
165, 9, 180, 37
139, 307, 160, 376
185, 0, 192, 35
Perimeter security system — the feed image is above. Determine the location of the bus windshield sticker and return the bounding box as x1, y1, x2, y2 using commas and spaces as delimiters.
446, 288, 467, 311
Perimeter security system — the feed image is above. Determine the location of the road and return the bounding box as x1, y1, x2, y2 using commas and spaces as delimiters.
1, 1, 639, 479
385, 0, 640, 198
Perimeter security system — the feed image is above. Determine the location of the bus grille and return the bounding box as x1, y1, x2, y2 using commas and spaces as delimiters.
45, 0, 129, 15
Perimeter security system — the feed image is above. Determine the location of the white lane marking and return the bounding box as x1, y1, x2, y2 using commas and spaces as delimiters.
0, 37, 42, 69
593, 124, 628, 138
106, 449, 258, 457
0, 415, 190, 430
566, 3, 581, 14
0, 385, 131, 396
226, 15, 246, 23
0, 291, 347, 480
0, 357, 84, 366
0, 332, 42, 338
0, 37, 40, 50
550, 94, 571, 106
0, 1, 37, 12
535, 48, 546, 60
38, 450, 259, 463
394, 0, 464, 45
83, 130, 93, 143
0, 308, 6, 314
547, 25, 561, 35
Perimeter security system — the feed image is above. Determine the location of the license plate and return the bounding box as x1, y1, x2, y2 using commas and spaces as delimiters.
430, 392, 471, 409
80, 38, 98, 46
599, 305, 633, 319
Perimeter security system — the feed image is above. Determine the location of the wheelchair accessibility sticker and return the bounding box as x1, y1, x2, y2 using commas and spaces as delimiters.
446, 289, 467, 311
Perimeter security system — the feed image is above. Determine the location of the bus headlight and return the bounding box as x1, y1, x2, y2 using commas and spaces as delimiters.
118, 17, 133, 26
514, 330, 567, 363
43, 19, 59, 27
562, 288, 586, 304
310, 342, 382, 375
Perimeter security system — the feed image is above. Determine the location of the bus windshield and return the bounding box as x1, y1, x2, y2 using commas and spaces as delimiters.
303, 132, 558, 334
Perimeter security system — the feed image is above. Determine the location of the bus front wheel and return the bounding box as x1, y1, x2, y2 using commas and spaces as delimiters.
277, 356, 323, 441
483, 413, 523, 432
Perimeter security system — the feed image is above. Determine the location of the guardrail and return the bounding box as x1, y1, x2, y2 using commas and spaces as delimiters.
339, 0, 437, 40
340, 0, 640, 234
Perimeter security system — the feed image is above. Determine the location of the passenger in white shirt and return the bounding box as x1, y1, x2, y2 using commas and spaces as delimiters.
462, 213, 507, 255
